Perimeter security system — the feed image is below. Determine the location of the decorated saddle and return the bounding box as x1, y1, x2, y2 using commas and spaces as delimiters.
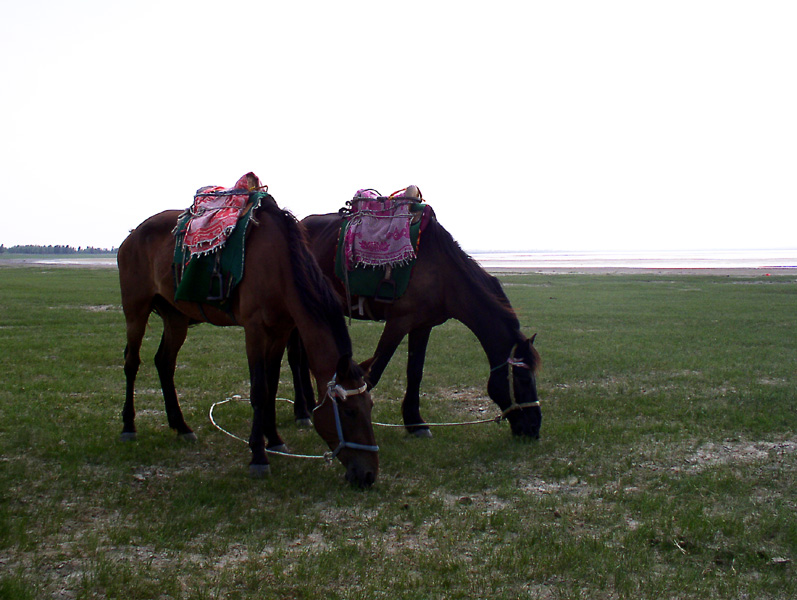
173, 172, 268, 308
335, 185, 432, 303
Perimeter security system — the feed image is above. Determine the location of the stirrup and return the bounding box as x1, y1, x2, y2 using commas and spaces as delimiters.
374, 277, 397, 303
374, 265, 396, 303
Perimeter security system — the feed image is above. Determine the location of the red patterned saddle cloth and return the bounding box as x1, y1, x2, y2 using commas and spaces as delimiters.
182, 172, 263, 257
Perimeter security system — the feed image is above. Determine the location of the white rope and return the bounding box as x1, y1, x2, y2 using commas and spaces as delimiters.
373, 417, 502, 428
208, 396, 330, 460
210, 395, 506, 450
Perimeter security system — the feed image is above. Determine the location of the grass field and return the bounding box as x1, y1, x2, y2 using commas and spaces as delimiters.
0, 264, 795, 599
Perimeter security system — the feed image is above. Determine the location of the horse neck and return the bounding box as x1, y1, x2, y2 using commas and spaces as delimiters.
447, 280, 522, 367
283, 268, 351, 387
288, 305, 345, 387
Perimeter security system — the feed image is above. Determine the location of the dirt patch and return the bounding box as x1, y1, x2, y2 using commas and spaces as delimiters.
682, 439, 797, 473
83, 304, 119, 312
521, 476, 591, 497
444, 387, 493, 416
47, 304, 121, 312
434, 490, 510, 514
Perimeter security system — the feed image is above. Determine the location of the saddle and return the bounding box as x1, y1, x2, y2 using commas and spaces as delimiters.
342, 185, 423, 271
336, 185, 431, 305
173, 173, 268, 308
181, 172, 263, 257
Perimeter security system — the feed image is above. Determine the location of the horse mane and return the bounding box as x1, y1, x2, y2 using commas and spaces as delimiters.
422, 215, 521, 332
255, 197, 354, 359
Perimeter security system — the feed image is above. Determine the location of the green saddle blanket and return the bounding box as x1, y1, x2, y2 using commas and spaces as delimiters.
334, 205, 425, 302
173, 192, 268, 308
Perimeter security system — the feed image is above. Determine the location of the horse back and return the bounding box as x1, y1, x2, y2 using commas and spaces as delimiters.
118, 210, 182, 307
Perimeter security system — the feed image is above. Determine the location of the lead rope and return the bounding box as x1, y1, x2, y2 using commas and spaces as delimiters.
210, 353, 538, 444
376, 353, 539, 428
209, 396, 330, 461
210, 378, 379, 463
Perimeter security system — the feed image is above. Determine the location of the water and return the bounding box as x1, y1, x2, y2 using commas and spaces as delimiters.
470, 249, 797, 271
29, 258, 118, 267
20, 249, 797, 271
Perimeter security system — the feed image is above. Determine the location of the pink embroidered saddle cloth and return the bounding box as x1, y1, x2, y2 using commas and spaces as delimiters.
182, 172, 262, 257
343, 186, 422, 269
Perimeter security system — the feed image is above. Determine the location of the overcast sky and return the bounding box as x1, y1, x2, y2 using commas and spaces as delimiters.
1, 1, 795, 252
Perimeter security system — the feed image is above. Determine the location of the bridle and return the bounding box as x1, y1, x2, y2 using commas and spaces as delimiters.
314, 377, 380, 459
490, 355, 540, 419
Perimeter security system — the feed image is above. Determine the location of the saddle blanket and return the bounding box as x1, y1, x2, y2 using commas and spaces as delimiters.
343, 188, 417, 270
335, 190, 431, 302
172, 173, 267, 308
182, 172, 262, 257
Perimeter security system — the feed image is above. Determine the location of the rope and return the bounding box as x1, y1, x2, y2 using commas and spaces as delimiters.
209, 395, 506, 454
373, 416, 502, 428
209, 396, 330, 461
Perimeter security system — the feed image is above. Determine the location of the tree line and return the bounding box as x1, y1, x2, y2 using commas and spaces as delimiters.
0, 244, 117, 255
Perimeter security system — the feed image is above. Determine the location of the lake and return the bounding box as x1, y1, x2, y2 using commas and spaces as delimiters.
12, 248, 797, 271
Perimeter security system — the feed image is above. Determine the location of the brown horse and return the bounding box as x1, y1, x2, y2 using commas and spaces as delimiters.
289, 199, 542, 439
117, 193, 379, 486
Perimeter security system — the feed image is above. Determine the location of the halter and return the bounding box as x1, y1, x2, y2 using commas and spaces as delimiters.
314, 377, 380, 459
490, 355, 540, 418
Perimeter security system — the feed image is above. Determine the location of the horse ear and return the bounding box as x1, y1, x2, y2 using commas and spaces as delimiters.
359, 355, 377, 376
515, 337, 533, 356
529, 333, 537, 345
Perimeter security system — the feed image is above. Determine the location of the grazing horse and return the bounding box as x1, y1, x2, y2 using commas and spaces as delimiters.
289, 203, 542, 439
117, 194, 379, 486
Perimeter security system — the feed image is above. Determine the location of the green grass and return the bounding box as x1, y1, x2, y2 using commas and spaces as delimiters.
0, 265, 795, 599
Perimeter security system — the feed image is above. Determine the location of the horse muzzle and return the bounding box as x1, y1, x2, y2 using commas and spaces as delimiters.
344, 454, 379, 487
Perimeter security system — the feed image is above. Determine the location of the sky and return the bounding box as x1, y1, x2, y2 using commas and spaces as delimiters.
1, 0, 795, 252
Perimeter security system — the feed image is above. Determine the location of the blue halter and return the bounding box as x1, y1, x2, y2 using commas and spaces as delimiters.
315, 378, 380, 458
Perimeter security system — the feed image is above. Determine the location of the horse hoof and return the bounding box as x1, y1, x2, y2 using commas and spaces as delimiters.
295, 418, 312, 428
267, 444, 289, 454
179, 432, 198, 442
120, 432, 137, 442
411, 428, 433, 439
249, 464, 271, 478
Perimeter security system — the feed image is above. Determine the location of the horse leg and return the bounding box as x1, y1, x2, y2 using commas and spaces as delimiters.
364, 319, 410, 389
246, 349, 270, 476
245, 330, 287, 476
153, 312, 195, 440
121, 314, 147, 441
403, 326, 433, 438
264, 344, 288, 452
287, 329, 314, 426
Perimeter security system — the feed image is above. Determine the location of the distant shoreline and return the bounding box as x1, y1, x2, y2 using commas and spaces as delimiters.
1, 255, 794, 277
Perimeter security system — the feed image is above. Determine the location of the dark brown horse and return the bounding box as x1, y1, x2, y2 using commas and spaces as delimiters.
289, 197, 542, 439
117, 193, 379, 486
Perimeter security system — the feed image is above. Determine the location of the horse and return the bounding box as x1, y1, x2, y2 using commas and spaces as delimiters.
117, 192, 379, 486
288, 195, 542, 440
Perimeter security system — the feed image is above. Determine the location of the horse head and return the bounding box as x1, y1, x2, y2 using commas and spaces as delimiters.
313, 354, 379, 487
488, 335, 542, 439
